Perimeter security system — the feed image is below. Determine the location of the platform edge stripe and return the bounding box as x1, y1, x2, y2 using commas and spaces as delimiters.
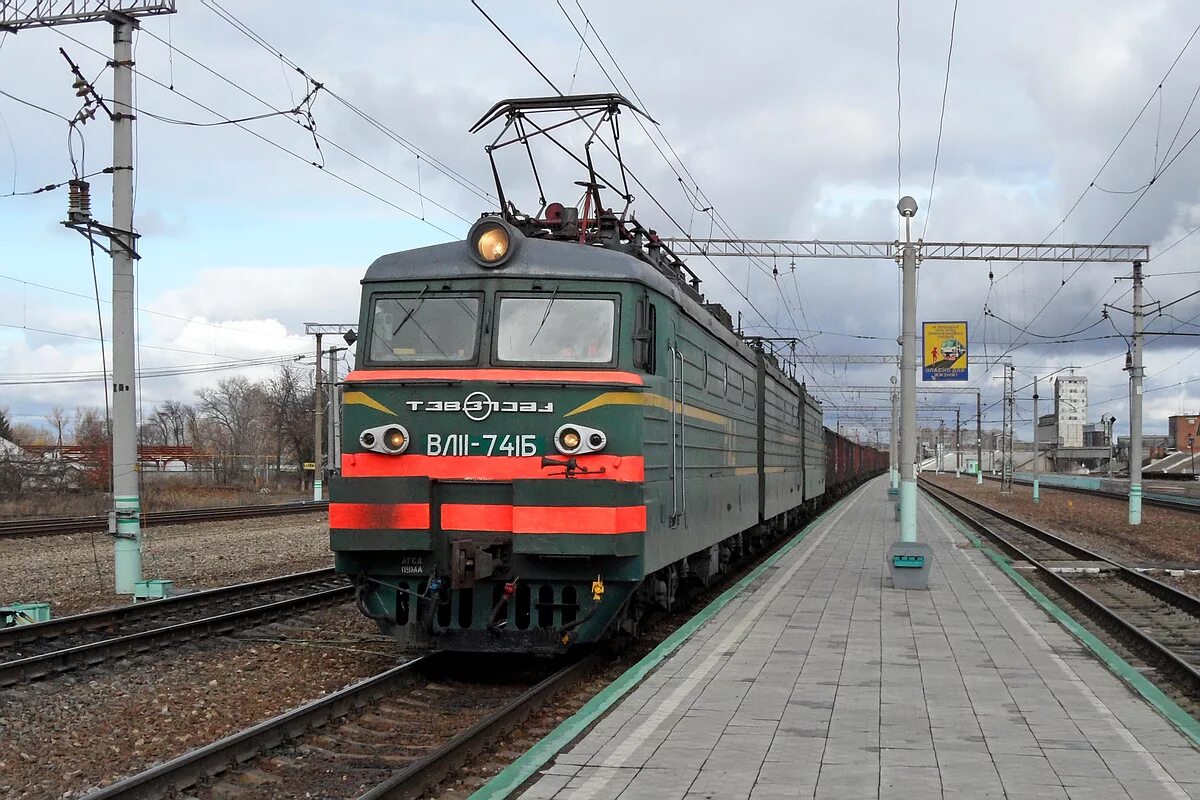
926, 493, 1200, 749
467, 483, 868, 800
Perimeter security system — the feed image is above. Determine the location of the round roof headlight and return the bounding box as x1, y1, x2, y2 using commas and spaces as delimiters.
467, 217, 519, 268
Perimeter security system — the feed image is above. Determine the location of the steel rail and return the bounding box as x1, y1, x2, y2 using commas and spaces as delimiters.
0, 567, 339, 649
0, 582, 352, 685
82, 653, 596, 800
0, 500, 330, 539
920, 479, 1200, 696
979, 473, 1200, 514
81, 656, 434, 800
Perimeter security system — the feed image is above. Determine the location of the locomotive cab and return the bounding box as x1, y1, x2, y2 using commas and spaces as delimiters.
331, 221, 664, 652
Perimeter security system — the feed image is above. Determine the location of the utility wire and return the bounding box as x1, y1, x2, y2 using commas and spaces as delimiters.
48, 26, 461, 239
922, 0, 958, 239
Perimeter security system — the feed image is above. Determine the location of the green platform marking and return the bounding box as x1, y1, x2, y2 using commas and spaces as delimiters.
925, 492, 1200, 748
469, 487, 863, 799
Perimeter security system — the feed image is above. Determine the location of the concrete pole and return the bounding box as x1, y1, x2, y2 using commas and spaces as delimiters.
327, 346, 337, 477
1032, 376, 1040, 503
1129, 261, 1144, 525
898, 200, 918, 543
110, 16, 141, 595
313, 333, 324, 502
955, 407, 961, 477
976, 391, 983, 484
890, 388, 899, 491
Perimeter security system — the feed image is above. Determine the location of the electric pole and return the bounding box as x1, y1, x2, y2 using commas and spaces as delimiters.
976, 390, 983, 485
1001, 364, 1014, 493
2, 1, 178, 596
890, 385, 899, 494
955, 407, 961, 477
1129, 261, 1145, 525
1032, 376, 1040, 503
313, 332, 324, 502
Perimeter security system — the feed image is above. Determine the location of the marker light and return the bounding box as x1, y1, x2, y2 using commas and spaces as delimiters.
554, 424, 606, 455
383, 426, 408, 453
558, 427, 582, 452
467, 216, 520, 267
361, 424, 410, 454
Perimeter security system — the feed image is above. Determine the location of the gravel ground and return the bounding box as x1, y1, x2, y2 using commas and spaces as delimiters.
0, 512, 331, 617
0, 604, 405, 800
925, 475, 1200, 565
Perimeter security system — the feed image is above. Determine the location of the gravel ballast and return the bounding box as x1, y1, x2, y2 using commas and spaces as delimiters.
0, 604, 402, 800
925, 474, 1200, 565
0, 513, 331, 616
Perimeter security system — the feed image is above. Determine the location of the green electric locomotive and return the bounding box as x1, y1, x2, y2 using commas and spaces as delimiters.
331, 209, 829, 653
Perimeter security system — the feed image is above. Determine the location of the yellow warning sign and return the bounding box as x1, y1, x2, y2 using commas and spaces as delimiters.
923, 321, 968, 381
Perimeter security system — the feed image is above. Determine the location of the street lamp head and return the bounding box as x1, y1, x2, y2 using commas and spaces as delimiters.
897, 195, 918, 218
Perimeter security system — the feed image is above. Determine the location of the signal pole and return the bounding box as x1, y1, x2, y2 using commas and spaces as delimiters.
1, 2, 178, 595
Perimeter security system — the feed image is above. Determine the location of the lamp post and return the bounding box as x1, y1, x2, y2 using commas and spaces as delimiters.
888, 195, 933, 590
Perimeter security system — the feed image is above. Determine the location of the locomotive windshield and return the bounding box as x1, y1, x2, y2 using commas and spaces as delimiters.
368, 293, 481, 363
496, 295, 616, 364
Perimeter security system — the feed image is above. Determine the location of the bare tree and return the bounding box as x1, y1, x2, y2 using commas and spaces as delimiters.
196, 377, 267, 483
44, 406, 70, 448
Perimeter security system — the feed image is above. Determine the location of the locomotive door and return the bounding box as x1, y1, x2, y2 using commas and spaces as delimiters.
668, 336, 685, 527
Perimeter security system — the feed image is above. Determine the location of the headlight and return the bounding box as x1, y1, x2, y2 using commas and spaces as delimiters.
360, 424, 410, 454
554, 424, 606, 455
467, 216, 520, 267
558, 427, 582, 453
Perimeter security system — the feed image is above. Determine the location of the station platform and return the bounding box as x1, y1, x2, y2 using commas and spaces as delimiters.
513, 476, 1200, 800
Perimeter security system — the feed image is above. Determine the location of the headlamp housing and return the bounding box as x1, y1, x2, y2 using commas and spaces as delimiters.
554, 424, 606, 456
360, 423, 410, 454
467, 215, 520, 268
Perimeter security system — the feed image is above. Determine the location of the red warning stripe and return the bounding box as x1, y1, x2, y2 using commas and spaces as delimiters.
441, 503, 646, 534
342, 453, 645, 482
329, 502, 430, 530
345, 368, 643, 385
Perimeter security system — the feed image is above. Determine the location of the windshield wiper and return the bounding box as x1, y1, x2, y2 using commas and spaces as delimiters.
528, 286, 560, 347
393, 286, 429, 336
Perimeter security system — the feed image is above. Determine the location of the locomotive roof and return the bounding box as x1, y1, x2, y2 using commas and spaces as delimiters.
363, 235, 814, 401
363, 235, 683, 299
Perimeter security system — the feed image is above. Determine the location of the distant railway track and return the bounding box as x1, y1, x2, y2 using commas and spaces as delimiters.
0, 499, 330, 539
978, 473, 1200, 514
82, 652, 596, 800
921, 479, 1200, 706
0, 568, 350, 685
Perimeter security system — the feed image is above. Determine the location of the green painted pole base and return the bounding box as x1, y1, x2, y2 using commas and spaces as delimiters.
1130, 483, 1142, 525
113, 494, 142, 595
313, 479, 323, 503
1033, 478, 1040, 503
887, 541, 933, 590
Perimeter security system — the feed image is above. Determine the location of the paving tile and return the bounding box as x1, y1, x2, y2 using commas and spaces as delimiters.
516, 480, 1200, 799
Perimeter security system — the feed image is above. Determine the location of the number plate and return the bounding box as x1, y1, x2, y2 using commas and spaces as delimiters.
425, 433, 539, 457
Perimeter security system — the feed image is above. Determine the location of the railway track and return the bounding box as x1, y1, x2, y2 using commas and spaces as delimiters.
82, 652, 595, 800
978, 473, 1200, 514
921, 479, 1200, 704
0, 568, 351, 685
0, 499, 330, 540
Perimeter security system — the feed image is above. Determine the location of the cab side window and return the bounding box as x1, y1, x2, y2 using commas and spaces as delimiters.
634, 299, 657, 374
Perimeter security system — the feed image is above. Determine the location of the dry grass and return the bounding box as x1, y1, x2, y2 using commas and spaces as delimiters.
0, 484, 309, 520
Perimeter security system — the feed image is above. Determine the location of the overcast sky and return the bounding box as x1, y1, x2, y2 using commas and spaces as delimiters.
1, 0, 1198, 441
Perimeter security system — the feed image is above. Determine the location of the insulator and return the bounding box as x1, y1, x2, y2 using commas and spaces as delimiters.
67, 179, 91, 223
73, 77, 89, 97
